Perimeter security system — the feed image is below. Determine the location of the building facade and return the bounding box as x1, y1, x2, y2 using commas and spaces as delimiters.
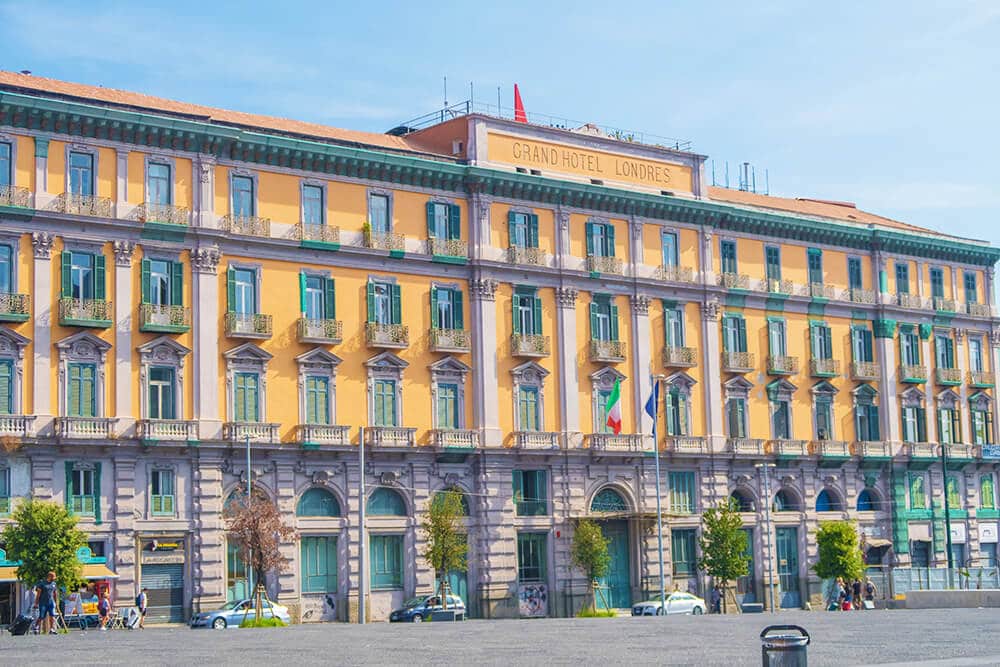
0, 72, 999, 622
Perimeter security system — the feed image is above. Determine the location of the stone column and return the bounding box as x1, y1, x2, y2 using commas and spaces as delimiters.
274, 463, 299, 613
115, 149, 128, 218
630, 295, 653, 436
874, 320, 901, 443
955, 328, 969, 443
192, 246, 222, 440
31, 232, 55, 436
915, 262, 924, 298
700, 227, 714, 285
555, 208, 570, 271
34, 137, 49, 193
986, 267, 995, 308
473, 452, 518, 619
191, 454, 226, 610
469, 278, 501, 447
555, 286, 581, 447
113, 241, 135, 436
627, 215, 642, 279
991, 330, 1000, 445
112, 458, 138, 602
343, 458, 366, 622
194, 156, 216, 229
700, 298, 724, 451
874, 251, 888, 305
951, 267, 960, 303
468, 191, 490, 262
29, 454, 55, 501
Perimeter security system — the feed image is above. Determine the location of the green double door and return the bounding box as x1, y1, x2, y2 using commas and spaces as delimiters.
596, 521, 632, 609
776, 527, 801, 608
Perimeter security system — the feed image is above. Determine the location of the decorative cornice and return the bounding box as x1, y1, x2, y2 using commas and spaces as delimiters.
113, 240, 136, 267
31, 231, 54, 259
191, 246, 221, 275
991, 329, 1000, 347
630, 294, 650, 315
556, 287, 579, 307
874, 319, 897, 339
701, 297, 720, 322
469, 277, 499, 301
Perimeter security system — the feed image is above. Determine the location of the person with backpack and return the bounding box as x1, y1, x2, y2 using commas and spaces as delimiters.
97, 592, 113, 631
136, 588, 148, 629
851, 579, 863, 611
863, 577, 878, 609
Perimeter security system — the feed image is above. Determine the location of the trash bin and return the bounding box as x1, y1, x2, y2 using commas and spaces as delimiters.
760, 625, 810, 666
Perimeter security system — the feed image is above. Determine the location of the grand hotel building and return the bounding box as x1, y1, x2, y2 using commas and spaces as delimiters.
0, 71, 998, 622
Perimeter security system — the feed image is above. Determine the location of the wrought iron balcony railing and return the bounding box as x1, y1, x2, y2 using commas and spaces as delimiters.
846, 288, 876, 304
511, 333, 550, 358
767, 355, 799, 375
54, 417, 117, 440
427, 238, 468, 258
507, 246, 544, 266
722, 351, 755, 373
810, 358, 841, 378
718, 272, 750, 289
222, 214, 271, 237
662, 346, 697, 367
586, 255, 624, 275
139, 303, 191, 333
933, 297, 958, 312
656, 265, 696, 283
900, 364, 929, 383
935, 367, 963, 385
969, 371, 995, 387
897, 293, 930, 310
968, 303, 992, 318
365, 426, 417, 447
59, 298, 113, 328
0, 184, 31, 208
225, 312, 273, 339
810, 283, 836, 299
297, 223, 340, 245
223, 421, 280, 444
297, 318, 343, 344
55, 192, 113, 217
430, 429, 480, 449
364, 230, 405, 251
513, 431, 560, 449
851, 361, 880, 381
429, 327, 471, 353
0, 292, 29, 322
136, 419, 198, 442
766, 278, 794, 295
589, 339, 626, 363
365, 322, 409, 348
137, 202, 189, 226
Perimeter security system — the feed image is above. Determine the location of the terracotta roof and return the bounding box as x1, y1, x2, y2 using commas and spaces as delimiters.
706, 186, 964, 240
0, 70, 447, 157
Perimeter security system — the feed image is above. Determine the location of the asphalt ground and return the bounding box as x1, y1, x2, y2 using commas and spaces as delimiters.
1, 608, 998, 666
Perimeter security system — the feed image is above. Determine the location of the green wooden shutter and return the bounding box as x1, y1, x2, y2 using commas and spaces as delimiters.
610, 303, 619, 341
323, 278, 336, 319
390, 284, 401, 325
0, 361, 11, 415
512, 470, 524, 508
453, 289, 464, 329
366, 282, 375, 323
822, 326, 832, 358
531, 294, 542, 335
226, 267, 236, 313
430, 286, 439, 329
93, 462, 102, 525
61, 252, 73, 297
140, 259, 151, 304
65, 462, 74, 511
606, 224, 616, 257
585, 222, 595, 257
737, 317, 747, 352
507, 210, 517, 245
93, 254, 106, 301
448, 204, 461, 240
170, 261, 183, 306
589, 302, 599, 341
528, 214, 539, 248
82, 364, 95, 417
512, 294, 522, 335
305, 377, 317, 424
298, 272, 308, 314
426, 201, 436, 237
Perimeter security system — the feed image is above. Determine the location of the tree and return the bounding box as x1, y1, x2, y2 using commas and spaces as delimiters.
813, 520, 864, 585
421, 489, 468, 608
698, 499, 750, 613
570, 519, 611, 612
224, 488, 296, 620
1, 499, 87, 592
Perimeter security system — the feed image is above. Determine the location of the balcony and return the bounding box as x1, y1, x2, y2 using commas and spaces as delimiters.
904, 442, 937, 469
139, 303, 191, 333
946, 443, 978, 468
427, 238, 467, 259
297, 223, 340, 247
365, 426, 416, 447
511, 333, 550, 358
846, 288, 876, 304
0, 292, 29, 322
810, 283, 836, 299
766, 278, 794, 295
297, 318, 343, 345
851, 361, 881, 382
810, 358, 841, 378
728, 438, 766, 456
58, 298, 112, 328
431, 429, 480, 449
54, 417, 117, 440
589, 339, 626, 363
721, 351, 755, 373
429, 327, 471, 353
365, 322, 409, 349
718, 272, 750, 289
364, 230, 405, 252
656, 265, 695, 283
507, 246, 544, 266
810, 440, 851, 467
0, 415, 36, 438
968, 303, 992, 318
136, 202, 189, 226
664, 436, 708, 454
767, 355, 799, 375
852, 440, 892, 467
586, 256, 623, 275
935, 367, 963, 386
513, 431, 560, 449
897, 293, 929, 310
969, 371, 995, 388
221, 214, 271, 238
54, 192, 113, 217
662, 346, 697, 368
223, 421, 280, 444
136, 419, 198, 442
225, 312, 273, 339
0, 184, 31, 208
933, 296, 958, 312
588, 433, 651, 453
899, 364, 928, 384
767, 439, 808, 457
297, 424, 351, 448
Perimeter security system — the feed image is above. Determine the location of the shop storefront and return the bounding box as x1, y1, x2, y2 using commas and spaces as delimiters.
138, 537, 187, 623
0, 549, 20, 625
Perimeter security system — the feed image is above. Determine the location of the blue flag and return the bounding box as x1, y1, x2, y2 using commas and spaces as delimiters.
644, 377, 659, 421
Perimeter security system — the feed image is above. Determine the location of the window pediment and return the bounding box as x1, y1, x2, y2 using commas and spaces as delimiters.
811, 380, 838, 396
429, 355, 471, 383
664, 371, 696, 391
590, 366, 625, 391
0, 328, 29, 360
365, 351, 408, 371
296, 347, 342, 375
223, 342, 272, 363
936, 388, 960, 410
137, 336, 190, 366
969, 391, 992, 411
766, 378, 797, 401
56, 331, 111, 363
853, 384, 878, 404
724, 375, 753, 399
511, 360, 549, 385
900, 386, 925, 408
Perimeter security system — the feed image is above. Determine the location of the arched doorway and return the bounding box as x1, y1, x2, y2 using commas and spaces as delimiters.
223, 486, 269, 602
590, 487, 631, 609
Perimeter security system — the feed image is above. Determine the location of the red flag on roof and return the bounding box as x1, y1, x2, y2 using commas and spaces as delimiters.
513, 84, 527, 123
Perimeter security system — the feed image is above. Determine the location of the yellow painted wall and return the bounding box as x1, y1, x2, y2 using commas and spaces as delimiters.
96, 147, 116, 200
15, 135, 33, 190
13, 233, 33, 412
126, 152, 143, 205
649, 300, 705, 436
575, 293, 636, 434
640, 224, 700, 272
328, 179, 367, 232
174, 157, 193, 210
568, 214, 627, 260
781, 245, 808, 286
822, 249, 849, 289
42, 142, 115, 198
46, 140, 65, 194
489, 203, 556, 256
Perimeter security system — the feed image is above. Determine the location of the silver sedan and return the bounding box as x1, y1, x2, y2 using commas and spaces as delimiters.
631, 592, 707, 616
190, 599, 292, 629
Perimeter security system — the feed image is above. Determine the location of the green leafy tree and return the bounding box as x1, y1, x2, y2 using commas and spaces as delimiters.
421, 489, 468, 608
570, 519, 611, 612
1, 499, 87, 592
813, 520, 864, 584
698, 499, 750, 612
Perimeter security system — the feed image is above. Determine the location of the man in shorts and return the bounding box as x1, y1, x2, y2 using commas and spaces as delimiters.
34, 571, 59, 635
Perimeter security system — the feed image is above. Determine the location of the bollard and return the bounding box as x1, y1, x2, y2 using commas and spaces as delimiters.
760, 625, 810, 667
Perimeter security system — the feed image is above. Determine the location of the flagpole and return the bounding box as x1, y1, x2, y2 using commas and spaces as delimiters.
650, 375, 666, 615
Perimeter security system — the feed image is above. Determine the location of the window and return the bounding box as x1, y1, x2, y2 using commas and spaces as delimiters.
895, 262, 910, 294
665, 387, 689, 436
517, 532, 548, 582
233, 372, 260, 422
0, 142, 10, 187
662, 231, 678, 267
946, 475, 962, 510
302, 184, 324, 225
856, 489, 877, 512
902, 406, 927, 443
972, 404, 994, 445
369, 193, 390, 233
431, 286, 464, 330
367, 488, 406, 516
938, 407, 961, 444
726, 398, 747, 438
767, 318, 787, 357
585, 221, 615, 258
969, 338, 985, 373
227, 267, 258, 315
0, 244, 12, 295
142, 258, 183, 307
848, 257, 863, 291
935, 333, 955, 370
68, 151, 94, 196
150, 469, 174, 515
67, 363, 96, 417
900, 327, 921, 366
367, 280, 400, 325
518, 386, 540, 431
301, 273, 335, 320
671, 529, 697, 576
816, 489, 842, 512
773, 489, 799, 512
370, 534, 403, 589
426, 201, 460, 240
147, 162, 171, 206
811, 323, 833, 361
372, 379, 397, 427
855, 386, 880, 441
909, 473, 927, 509
590, 295, 619, 342
852, 325, 874, 363
297, 488, 340, 517
436, 383, 459, 430
231, 175, 255, 217
66, 463, 99, 517
772, 399, 791, 439
807, 249, 823, 285
965, 271, 978, 304
669, 471, 696, 514
305, 376, 330, 424
301, 536, 337, 593
512, 287, 542, 335
148, 366, 176, 420
930, 267, 944, 300
664, 304, 684, 347
981, 475, 996, 509
815, 395, 834, 440
720, 239, 738, 275
0, 360, 13, 416
62, 251, 105, 301
983, 543, 998, 568
722, 315, 748, 353
764, 245, 781, 282
508, 211, 539, 248
0, 466, 10, 514
513, 470, 547, 516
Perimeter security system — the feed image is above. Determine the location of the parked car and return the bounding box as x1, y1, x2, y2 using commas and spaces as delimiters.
631, 592, 707, 616
190, 599, 292, 629
389, 594, 466, 623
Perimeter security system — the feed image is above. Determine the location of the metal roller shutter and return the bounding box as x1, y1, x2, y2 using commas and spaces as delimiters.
142, 563, 185, 623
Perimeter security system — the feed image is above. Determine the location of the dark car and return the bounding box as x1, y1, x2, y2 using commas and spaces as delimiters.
389, 594, 465, 623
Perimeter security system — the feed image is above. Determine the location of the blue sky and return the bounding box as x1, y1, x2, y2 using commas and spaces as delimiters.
1, 0, 997, 241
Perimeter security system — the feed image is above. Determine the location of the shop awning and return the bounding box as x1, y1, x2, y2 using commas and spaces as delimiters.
864, 538, 892, 549
0, 566, 19, 582
82, 564, 118, 580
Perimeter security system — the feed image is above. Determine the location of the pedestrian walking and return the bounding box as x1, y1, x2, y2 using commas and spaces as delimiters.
33, 571, 59, 635
98, 592, 113, 630
710, 585, 722, 614
851, 579, 863, 611
136, 587, 148, 629
863, 576, 878, 609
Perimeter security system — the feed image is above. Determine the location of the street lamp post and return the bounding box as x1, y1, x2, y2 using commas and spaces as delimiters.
755, 462, 777, 613
358, 425, 367, 624
650, 375, 666, 615
941, 443, 955, 588
245, 434, 253, 597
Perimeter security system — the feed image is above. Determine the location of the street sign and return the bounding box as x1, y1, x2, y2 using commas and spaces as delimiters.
982, 445, 1000, 459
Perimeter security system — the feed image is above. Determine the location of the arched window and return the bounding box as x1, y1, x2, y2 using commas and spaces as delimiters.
367, 488, 406, 516
223, 486, 268, 516
297, 488, 341, 517
773, 489, 800, 512
591, 488, 628, 513
432, 489, 470, 516
856, 489, 877, 512
816, 489, 843, 512
730, 489, 756, 512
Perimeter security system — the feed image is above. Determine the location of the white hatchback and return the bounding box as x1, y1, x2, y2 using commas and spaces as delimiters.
631, 592, 707, 616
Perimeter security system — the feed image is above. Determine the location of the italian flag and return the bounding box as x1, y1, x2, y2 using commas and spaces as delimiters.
605, 379, 623, 435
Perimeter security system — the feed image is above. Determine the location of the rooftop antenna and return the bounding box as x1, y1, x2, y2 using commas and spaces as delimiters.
470, 81, 474, 110
497, 86, 501, 116
765, 169, 770, 195
443, 76, 448, 108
